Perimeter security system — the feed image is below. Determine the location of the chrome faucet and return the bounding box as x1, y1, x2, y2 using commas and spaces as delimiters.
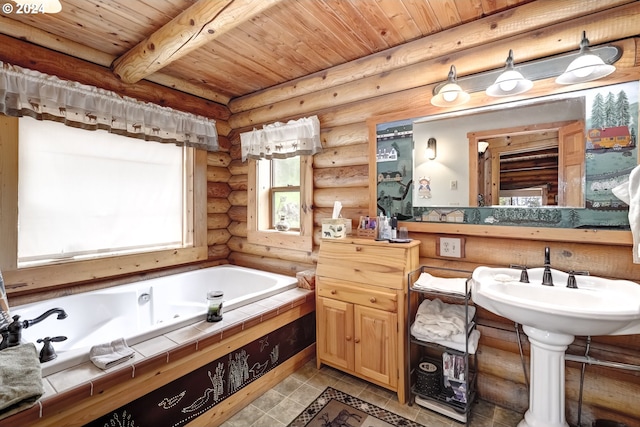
0, 308, 68, 349
542, 246, 553, 286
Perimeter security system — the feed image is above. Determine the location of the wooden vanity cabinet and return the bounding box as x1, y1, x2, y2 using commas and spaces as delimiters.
315, 238, 420, 404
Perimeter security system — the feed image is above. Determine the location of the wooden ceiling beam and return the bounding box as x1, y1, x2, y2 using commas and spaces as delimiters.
0, 15, 231, 105
111, 0, 284, 84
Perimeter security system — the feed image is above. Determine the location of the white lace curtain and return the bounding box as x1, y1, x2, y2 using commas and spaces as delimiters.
240, 115, 322, 161
0, 61, 219, 151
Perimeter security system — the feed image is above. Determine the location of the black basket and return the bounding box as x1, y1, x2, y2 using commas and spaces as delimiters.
415, 358, 441, 397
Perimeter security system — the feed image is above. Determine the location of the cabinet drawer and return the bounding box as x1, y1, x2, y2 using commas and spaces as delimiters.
317, 239, 418, 289
317, 277, 399, 312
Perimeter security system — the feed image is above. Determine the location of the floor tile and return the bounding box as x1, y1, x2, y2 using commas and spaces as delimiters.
228, 356, 527, 427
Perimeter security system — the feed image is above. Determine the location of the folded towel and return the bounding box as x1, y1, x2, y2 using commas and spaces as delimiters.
89, 338, 135, 370
0, 343, 44, 420
613, 164, 640, 264
412, 272, 468, 295
411, 298, 476, 340
412, 327, 481, 354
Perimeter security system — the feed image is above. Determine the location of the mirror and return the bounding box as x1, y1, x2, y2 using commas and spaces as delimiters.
374, 80, 638, 230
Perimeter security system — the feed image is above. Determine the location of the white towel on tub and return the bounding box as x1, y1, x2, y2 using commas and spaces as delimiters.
89, 338, 134, 370
612, 164, 640, 263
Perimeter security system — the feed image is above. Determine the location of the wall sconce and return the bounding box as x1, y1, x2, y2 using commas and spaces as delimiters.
486, 50, 533, 97
431, 65, 470, 107
478, 141, 489, 154
556, 31, 616, 85
426, 137, 437, 160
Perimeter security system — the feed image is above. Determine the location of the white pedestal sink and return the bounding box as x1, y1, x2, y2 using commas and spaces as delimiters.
471, 266, 640, 427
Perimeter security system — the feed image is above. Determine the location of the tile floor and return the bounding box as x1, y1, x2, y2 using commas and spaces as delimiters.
221, 358, 524, 427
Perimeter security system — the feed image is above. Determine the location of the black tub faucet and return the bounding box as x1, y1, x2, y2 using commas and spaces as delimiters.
23, 308, 68, 328
542, 246, 553, 286
0, 308, 68, 349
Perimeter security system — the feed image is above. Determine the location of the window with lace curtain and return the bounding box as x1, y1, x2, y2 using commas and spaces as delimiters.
242, 116, 321, 252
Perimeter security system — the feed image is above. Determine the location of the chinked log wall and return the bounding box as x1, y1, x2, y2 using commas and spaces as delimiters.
2, 1, 640, 425
222, 2, 640, 425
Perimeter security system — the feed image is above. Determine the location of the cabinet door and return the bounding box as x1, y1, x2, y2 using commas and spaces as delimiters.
317, 296, 354, 371
354, 305, 397, 387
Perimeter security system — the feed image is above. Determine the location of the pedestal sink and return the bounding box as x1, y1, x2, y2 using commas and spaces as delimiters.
471, 266, 640, 427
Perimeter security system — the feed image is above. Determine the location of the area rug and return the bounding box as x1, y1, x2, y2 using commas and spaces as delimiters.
288, 387, 423, 427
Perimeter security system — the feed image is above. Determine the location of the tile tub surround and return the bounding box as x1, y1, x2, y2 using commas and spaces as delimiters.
0, 287, 315, 427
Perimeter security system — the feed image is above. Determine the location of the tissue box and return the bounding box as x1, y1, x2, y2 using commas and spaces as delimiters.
321, 218, 351, 239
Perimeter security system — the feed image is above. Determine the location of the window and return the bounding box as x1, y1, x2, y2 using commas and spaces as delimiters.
248, 155, 313, 252
270, 157, 301, 230
0, 115, 207, 291
499, 187, 545, 207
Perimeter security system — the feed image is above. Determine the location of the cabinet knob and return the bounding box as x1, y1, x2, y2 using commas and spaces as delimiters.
346, 336, 352, 341
354, 338, 360, 343
330, 290, 337, 295
369, 297, 377, 303
355, 246, 362, 251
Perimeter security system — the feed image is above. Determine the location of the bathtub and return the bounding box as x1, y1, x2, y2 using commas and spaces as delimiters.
11, 265, 298, 376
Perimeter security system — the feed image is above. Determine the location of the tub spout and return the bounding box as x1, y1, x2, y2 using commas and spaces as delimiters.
0, 308, 67, 349
24, 308, 68, 328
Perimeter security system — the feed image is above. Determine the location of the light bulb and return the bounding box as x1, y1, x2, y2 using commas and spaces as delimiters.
426, 148, 435, 159
443, 91, 458, 102
499, 80, 518, 92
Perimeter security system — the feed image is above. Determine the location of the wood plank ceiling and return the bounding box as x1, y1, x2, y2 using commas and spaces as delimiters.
0, 0, 533, 107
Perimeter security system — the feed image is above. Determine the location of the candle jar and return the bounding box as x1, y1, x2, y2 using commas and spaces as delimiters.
206, 290, 224, 322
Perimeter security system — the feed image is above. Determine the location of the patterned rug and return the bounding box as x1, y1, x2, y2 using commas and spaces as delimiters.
288, 387, 423, 427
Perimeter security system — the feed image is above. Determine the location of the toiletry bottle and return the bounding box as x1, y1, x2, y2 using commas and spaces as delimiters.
391, 216, 397, 239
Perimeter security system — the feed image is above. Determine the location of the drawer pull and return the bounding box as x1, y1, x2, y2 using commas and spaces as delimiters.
346, 336, 352, 341
369, 297, 377, 303
354, 338, 360, 343
355, 246, 362, 251
330, 290, 337, 295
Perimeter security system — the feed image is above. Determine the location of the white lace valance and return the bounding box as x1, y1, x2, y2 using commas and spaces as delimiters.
240, 115, 322, 161
0, 61, 219, 151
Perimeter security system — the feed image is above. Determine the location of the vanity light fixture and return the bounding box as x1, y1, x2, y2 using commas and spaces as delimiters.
486, 50, 533, 97
426, 137, 437, 160
431, 65, 470, 107
556, 31, 616, 85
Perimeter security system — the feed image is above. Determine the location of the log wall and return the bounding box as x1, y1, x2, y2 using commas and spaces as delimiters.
219, 5, 640, 425
2, 1, 640, 425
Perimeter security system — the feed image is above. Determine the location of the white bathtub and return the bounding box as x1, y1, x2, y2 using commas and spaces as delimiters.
12, 265, 298, 376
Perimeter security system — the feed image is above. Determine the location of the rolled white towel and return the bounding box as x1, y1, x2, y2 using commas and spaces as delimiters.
89, 338, 135, 370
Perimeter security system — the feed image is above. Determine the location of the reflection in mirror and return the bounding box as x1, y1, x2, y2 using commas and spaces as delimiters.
469, 116, 585, 207
375, 121, 414, 218
375, 81, 639, 230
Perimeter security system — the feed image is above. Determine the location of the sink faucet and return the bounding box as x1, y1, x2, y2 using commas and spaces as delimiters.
0, 308, 67, 349
542, 246, 553, 286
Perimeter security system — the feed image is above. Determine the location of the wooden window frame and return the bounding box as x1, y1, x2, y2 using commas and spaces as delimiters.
0, 115, 208, 295
247, 155, 313, 252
